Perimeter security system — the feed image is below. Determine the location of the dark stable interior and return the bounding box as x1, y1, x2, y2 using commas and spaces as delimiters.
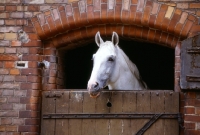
63, 39, 174, 90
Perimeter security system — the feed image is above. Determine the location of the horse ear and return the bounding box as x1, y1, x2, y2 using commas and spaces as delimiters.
95, 31, 104, 47
112, 32, 119, 46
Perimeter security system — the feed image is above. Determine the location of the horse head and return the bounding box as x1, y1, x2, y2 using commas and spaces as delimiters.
87, 31, 119, 98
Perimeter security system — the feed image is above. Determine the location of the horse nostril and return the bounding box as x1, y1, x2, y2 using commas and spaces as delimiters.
94, 82, 99, 88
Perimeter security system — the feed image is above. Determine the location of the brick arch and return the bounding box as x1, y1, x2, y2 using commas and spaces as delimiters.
31, 0, 200, 49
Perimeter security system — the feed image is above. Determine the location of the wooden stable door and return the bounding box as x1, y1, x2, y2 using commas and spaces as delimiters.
41, 90, 179, 135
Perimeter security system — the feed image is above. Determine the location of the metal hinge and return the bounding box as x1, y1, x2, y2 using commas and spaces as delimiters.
45, 91, 63, 98
43, 113, 184, 134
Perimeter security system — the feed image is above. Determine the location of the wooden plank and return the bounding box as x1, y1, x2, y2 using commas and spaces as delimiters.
122, 91, 136, 135
82, 92, 96, 135
147, 91, 165, 135
135, 91, 150, 135
109, 91, 123, 135
55, 91, 69, 135
95, 91, 110, 135
68, 91, 83, 135
164, 91, 179, 135
41, 92, 56, 135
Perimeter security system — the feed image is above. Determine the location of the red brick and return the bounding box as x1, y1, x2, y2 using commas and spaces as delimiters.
181, 20, 193, 38
12, 118, 24, 125
16, 19, 27, 25
0, 98, 7, 103
3, 75, 15, 82
10, 69, 20, 75
43, 83, 56, 90
21, 68, 41, 75
189, 3, 200, 8
0, 83, 19, 90
43, 56, 57, 62
28, 5, 39, 11
185, 107, 195, 114
28, 62, 38, 68
73, 7, 81, 26
26, 104, 40, 111
11, 41, 22, 46
0, 55, 19, 61
27, 76, 41, 83
27, 90, 40, 97
49, 70, 57, 77
17, 48, 29, 54
0, 62, 3, 68
2, 90, 13, 96
19, 111, 39, 118
5, 48, 17, 54
1, 118, 12, 125
23, 26, 35, 33
160, 32, 168, 44
4, 61, 15, 68
196, 107, 200, 115
28, 34, 39, 40
13, 103, 26, 110
15, 76, 27, 82
25, 119, 39, 125
29, 48, 42, 54
22, 54, 40, 61
115, 4, 122, 23
23, 40, 42, 47
108, 10, 115, 24
0, 103, 13, 110
43, 48, 56, 55
185, 115, 200, 122
155, 4, 168, 29
86, 6, 94, 25
6, 6, 17, 11
5, 19, 16, 25
0, 6, 5, 11
141, 6, 151, 26
6, 126, 17, 132
168, 13, 181, 34
32, 21, 46, 39
20, 83, 32, 90
0, 126, 5, 132
135, 12, 142, 25
7, 97, 20, 103
185, 92, 196, 99
0, 111, 18, 117
20, 97, 40, 104
18, 125, 39, 132
185, 130, 200, 135
10, 12, 23, 18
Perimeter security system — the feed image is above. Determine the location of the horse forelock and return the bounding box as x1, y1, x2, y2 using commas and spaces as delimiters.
97, 41, 116, 55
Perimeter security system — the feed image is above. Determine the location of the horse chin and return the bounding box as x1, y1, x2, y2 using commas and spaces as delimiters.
90, 92, 100, 98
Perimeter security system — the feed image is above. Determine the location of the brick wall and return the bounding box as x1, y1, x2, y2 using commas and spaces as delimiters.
0, 0, 200, 135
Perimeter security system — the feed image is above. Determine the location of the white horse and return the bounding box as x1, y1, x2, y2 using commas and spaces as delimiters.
87, 31, 147, 98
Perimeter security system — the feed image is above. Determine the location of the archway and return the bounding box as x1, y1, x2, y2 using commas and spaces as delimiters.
30, 0, 200, 92
63, 39, 174, 90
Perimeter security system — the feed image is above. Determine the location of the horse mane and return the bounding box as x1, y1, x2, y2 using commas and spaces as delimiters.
116, 45, 148, 89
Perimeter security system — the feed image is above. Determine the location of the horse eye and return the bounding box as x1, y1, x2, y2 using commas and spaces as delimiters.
108, 57, 114, 62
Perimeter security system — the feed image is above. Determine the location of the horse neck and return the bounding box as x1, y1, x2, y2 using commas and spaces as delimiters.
108, 46, 144, 90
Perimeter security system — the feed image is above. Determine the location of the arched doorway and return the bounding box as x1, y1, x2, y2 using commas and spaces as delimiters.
63, 39, 174, 90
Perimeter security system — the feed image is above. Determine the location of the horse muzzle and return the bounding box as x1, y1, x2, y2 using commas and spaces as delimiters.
88, 82, 101, 98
